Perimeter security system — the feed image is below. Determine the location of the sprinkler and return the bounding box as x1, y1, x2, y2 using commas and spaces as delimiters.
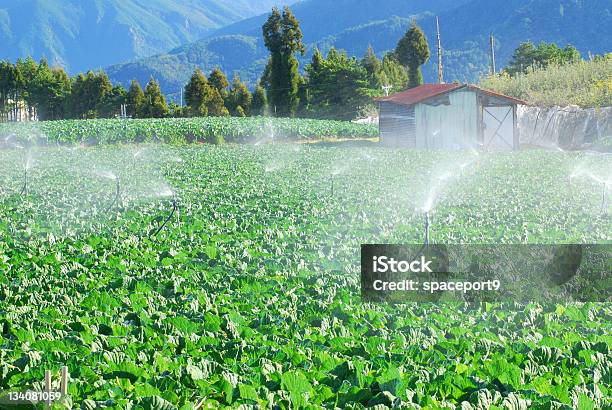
19, 168, 28, 196
150, 195, 179, 237
19, 150, 32, 196
106, 176, 121, 212
331, 175, 335, 197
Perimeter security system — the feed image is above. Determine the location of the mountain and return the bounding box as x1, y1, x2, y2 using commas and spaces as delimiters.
0, 0, 298, 73
106, 0, 612, 101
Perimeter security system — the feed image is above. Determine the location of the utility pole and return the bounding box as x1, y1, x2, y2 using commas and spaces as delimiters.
490, 35, 496, 75
436, 16, 444, 84
382, 85, 393, 96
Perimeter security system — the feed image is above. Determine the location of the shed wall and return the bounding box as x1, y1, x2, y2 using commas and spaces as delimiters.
379, 102, 415, 147
415, 90, 478, 149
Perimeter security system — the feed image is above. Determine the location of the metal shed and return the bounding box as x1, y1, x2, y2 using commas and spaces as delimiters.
377, 84, 527, 150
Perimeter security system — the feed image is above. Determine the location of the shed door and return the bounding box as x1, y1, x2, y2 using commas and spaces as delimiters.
482, 106, 515, 151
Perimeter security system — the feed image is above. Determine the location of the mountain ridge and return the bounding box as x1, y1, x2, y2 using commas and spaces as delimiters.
106, 0, 611, 100
0, 0, 298, 72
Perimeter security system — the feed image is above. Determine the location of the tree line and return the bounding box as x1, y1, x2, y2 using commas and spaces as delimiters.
0, 4, 587, 122
0, 57, 263, 122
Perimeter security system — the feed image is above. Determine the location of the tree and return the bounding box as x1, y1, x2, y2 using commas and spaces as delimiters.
251, 84, 267, 116
99, 85, 127, 118
227, 74, 252, 116
261, 6, 305, 117
362, 45, 383, 89
69, 70, 112, 119
185, 69, 211, 116
381, 53, 408, 91
206, 88, 229, 117
30, 60, 71, 120
505, 41, 581, 76
127, 80, 145, 118
5, 60, 26, 121
19, 57, 39, 120
142, 78, 169, 118
395, 20, 430, 88
208, 68, 229, 98
305, 47, 371, 120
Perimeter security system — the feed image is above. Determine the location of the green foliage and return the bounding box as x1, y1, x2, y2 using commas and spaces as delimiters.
226, 75, 252, 117
251, 84, 268, 116
394, 20, 430, 88
482, 54, 612, 107
142, 79, 169, 118
505, 41, 581, 76
0, 117, 377, 144
127, 80, 146, 119
69, 71, 114, 119
261, 6, 305, 117
0, 145, 609, 408
29, 60, 72, 121
184, 69, 213, 117
304, 48, 372, 120
208, 68, 230, 99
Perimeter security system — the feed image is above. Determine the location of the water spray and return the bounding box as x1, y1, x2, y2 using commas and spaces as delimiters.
19, 168, 28, 196
150, 194, 179, 238
601, 181, 608, 215
106, 175, 121, 212
19, 151, 32, 196
424, 210, 430, 245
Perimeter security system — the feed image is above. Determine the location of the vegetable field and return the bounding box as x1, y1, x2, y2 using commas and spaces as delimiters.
0, 144, 610, 409
0, 117, 378, 146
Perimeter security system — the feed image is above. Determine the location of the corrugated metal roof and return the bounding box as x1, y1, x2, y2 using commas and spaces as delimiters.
376, 83, 527, 106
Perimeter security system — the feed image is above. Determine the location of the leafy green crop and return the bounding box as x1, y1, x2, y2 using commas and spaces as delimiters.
0, 144, 610, 409
0, 117, 378, 146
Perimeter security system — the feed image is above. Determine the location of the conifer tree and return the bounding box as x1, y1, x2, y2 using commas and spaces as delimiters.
395, 20, 430, 88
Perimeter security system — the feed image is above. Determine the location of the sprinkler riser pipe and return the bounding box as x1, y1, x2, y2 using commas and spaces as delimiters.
151, 197, 178, 238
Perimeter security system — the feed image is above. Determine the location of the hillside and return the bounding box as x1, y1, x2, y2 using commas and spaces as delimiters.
106, 0, 612, 99
0, 0, 297, 73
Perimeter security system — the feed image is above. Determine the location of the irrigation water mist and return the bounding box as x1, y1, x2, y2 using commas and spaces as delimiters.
424, 210, 430, 245
19, 150, 34, 196
570, 167, 611, 214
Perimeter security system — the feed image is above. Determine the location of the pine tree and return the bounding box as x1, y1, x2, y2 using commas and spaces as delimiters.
127, 80, 145, 118
208, 68, 229, 98
251, 84, 267, 116
261, 6, 305, 117
30, 60, 71, 120
381, 53, 408, 91
305, 47, 371, 120
361, 45, 383, 89
227, 74, 252, 116
143, 78, 169, 118
206, 88, 229, 117
185, 69, 211, 116
395, 20, 430, 88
